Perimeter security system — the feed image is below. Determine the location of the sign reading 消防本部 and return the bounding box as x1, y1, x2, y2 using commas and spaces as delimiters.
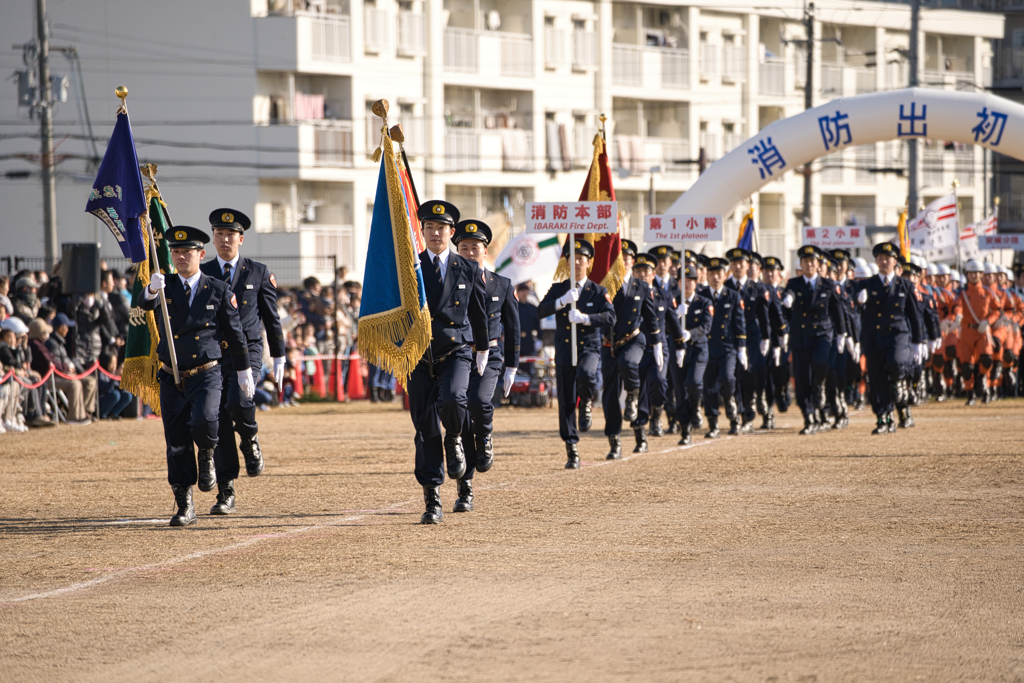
525, 202, 618, 234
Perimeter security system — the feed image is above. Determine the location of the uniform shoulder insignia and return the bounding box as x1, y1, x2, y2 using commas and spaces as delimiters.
739, 298, 745, 310
836, 285, 841, 294
764, 290, 770, 301
230, 293, 238, 309
708, 304, 714, 316
269, 273, 277, 288
605, 293, 613, 303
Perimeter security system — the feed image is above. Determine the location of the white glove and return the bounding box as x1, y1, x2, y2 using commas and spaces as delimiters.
921, 343, 930, 361
653, 342, 663, 371
82, 294, 95, 308
836, 334, 846, 353
237, 367, 255, 400
759, 339, 770, 357
857, 289, 868, 304
676, 301, 688, 319
675, 349, 685, 367
912, 344, 921, 363
781, 292, 794, 308
681, 329, 691, 343
772, 347, 781, 365
781, 334, 789, 352
931, 338, 942, 353
567, 309, 589, 325
475, 349, 489, 376
556, 287, 580, 310
977, 320, 990, 335
148, 272, 165, 294
502, 366, 516, 397
273, 356, 286, 386
738, 346, 748, 369
846, 335, 856, 355
854, 343, 861, 359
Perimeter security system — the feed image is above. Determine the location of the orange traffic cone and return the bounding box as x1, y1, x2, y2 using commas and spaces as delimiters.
347, 352, 366, 400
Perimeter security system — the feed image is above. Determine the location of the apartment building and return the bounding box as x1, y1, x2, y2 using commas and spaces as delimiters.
0, 0, 1004, 274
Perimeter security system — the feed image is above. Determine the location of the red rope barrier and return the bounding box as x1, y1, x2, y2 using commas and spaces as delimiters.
52, 361, 100, 381
96, 365, 122, 381
0, 366, 55, 389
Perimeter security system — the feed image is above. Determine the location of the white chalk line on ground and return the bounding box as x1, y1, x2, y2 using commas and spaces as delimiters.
2, 426, 749, 606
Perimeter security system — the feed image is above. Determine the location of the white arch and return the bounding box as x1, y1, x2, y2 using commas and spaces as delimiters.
665, 88, 1023, 217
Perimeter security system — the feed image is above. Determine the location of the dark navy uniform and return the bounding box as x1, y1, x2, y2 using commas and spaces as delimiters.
201, 211, 285, 487
781, 246, 848, 433
407, 202, 489, 510
702, 259, 747, 436
140, 227, 249, 527
725, 272, 771, 427
761, 256, 790, 424
673, 268, 713, 445
640, 270, 682, 435
538, 243, 614, 458
517, 296, 542, 359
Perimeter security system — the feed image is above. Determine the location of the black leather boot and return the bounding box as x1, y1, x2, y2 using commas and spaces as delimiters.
872, 415, 889, 435
443, 433, 466, 480
170, 485, 196, 527
886, 411, 897, 433
421, 486, 443, 524
240, 435, 264, 477
578, 399, 593, 432
705, 416, 720, 439
453, 479, 473, 513
899, 404, 915, 429
623, 390, 640, 423
475, 434, 494, 473
633, 426, 648, 453
667, 418, 681, 435
197, 448, 217, 492
799, 413, 817, 436
210, 480, 236, 515
565, 442, 580, 469
606, 434, 622, 460
814, 381, 827, 411
649, 406, 665, 437
691, 396, 704, 428
761, 406, 775, 430
678, 424, 692, 446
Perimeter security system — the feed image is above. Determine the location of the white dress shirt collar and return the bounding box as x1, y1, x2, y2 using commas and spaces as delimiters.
804, 274, 818, 288
574, 277, 589, 290
216, 254, 240, 271
179, 271, 201, 304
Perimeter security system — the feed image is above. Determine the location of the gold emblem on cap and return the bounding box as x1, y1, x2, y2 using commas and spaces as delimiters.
466, 223, 477, 233
432, 205, 445, 215
221, 212, 234, 224
574, 241, 582, 249
175, 230, 187, 241
658, 247, 666, 254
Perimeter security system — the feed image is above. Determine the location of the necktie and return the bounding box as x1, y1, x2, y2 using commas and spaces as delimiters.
433, 255, 444, 287
222, 262, 232, 283
183, 280, 192, 306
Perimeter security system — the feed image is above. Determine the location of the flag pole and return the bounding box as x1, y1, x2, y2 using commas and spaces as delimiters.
570, 236, 577, 367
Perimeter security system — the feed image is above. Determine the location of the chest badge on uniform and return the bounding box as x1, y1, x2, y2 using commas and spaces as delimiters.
206, 304, 215, 310
458, 284, 466, 289
492, 296, 499, 301
246, 284, 254, 289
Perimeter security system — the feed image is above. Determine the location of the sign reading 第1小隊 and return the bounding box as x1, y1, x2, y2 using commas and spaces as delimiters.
979, 234, 1024, 250
643, 215, 723, 242
802, 226, 868, 249
525, 202, 618, 234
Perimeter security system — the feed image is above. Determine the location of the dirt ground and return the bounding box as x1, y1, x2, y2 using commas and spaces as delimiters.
1, 398, 1022, 682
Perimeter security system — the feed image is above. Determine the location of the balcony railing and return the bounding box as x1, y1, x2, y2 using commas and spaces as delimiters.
888, 61, 908, 89
821, 151, 843, 185
573, 124, 599, 168
700, 132, 719, 161
306, 13, 351, 63
444, 27, 478, 73
612, 45, 689, 90
398, 11, 426, 56
572, 30, 597, 70
994, 47, 1024, 81
723, 133, 745, 155
501, 33, 534, 78
611, 136, 691, 178
545, 27, 567, 68
855, 68, 876, 94
700, 43, 720, 82
723, 45, 746, 83
996, 193, 1024, 223
923, 147, 944, 187
954, 149, 974, 185
855, 144, 875, 185
821, 63, 843, 96
396, 116, 426, 157
759, 58, 785, 96
444, 128, 534, 172
924, 70, 975, 91
312, 121, 354, 167
364, 7, 389, 54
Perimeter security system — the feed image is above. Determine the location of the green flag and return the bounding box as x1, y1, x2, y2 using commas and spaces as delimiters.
121, 194, 175, 413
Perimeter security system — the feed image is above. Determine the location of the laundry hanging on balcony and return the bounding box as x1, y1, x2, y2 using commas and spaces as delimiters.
294, 93, 325, 121
500, 129, 530, 171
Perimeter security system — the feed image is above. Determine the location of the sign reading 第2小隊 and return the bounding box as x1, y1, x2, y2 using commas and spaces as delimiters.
802, 226, 868, 249
979, 234, 1024, 250
643, 215, 723, 242
525, 202, 618, 234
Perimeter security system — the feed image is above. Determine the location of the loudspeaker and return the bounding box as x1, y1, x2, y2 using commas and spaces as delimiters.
61, 243, 101, 294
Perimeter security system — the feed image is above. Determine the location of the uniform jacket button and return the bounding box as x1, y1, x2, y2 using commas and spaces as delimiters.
192, 354, 197, 359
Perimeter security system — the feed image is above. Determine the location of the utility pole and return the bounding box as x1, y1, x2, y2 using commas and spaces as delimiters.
37, 0, 59, 272
907, 0, 921, 217
802, 2, 814, 227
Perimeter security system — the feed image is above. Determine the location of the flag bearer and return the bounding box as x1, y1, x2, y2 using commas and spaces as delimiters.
452, 219, 520, 513
141, 226, 252, 526
200, 208, 286, 516
538, 239, 615, 469
702, 257, 747, 438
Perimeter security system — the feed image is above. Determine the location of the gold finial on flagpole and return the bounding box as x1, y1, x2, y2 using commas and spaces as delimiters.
994, 195, 1001, 206
371, 99, 390, 163
952, 179, 960, 189
115, 85, 129, 114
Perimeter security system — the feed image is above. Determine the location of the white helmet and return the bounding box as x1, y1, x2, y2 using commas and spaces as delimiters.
950, 268, 960, 281
1002, 266, 1013, 278
927, 263, 938, 276
869, 263, 879, 275
853, 256, 868, 268
983, 262, 999, 274
854, 265, 872, 279
964, 260, 985, 273
937, 264, 951, 276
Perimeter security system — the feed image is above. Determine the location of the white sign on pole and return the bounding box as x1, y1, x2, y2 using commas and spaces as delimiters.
908, 194, 958, 261
801, 225, 868, 249
643, 214, 723, 242
525, 202, 618, 234
979, 234, 1024, 250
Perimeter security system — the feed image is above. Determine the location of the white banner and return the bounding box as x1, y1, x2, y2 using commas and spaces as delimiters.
643, 214, 723, 242
493, 233, 562, 286
525, 202, 618, 234
802, 225, 867, 249
979, 234, 1024, 250
908, 194, 958, 262
960, 211, 997, 261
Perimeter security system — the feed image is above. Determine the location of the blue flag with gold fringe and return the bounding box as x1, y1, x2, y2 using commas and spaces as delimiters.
737, 207, 755, 252
357, 128, 431, 386
85, 111, 147, 263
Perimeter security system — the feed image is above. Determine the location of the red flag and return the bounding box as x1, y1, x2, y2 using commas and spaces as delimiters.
554, 130, 627, 299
